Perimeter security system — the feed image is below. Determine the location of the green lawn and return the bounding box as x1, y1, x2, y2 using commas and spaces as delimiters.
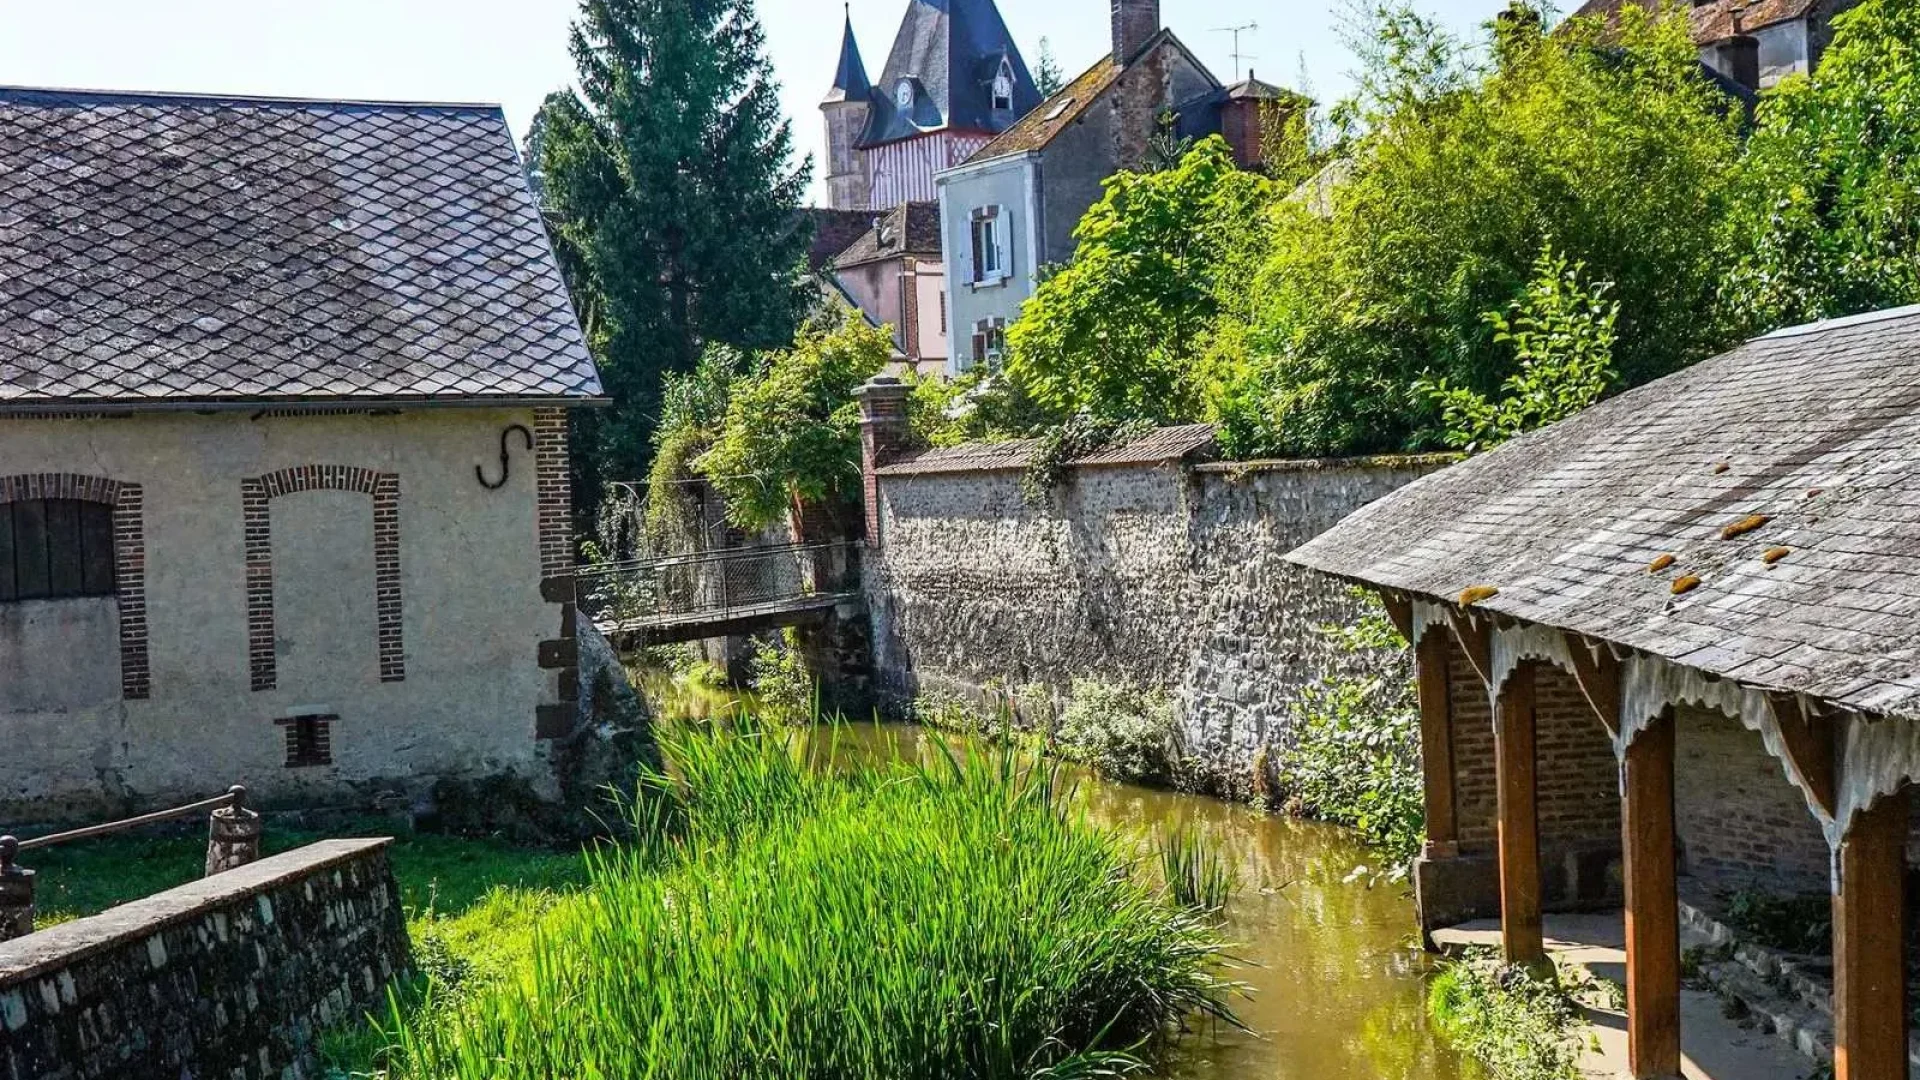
24, 818, 589, 929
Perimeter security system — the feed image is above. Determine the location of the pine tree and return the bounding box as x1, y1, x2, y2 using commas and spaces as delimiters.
535, 0, 812, 499
1035, 38, 1065, 98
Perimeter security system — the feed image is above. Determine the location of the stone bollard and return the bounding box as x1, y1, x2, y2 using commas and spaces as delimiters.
0, 835, 34, 941
205, 785, 264, 877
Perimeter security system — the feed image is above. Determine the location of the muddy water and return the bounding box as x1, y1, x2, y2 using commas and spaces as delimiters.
645, 677, 1473, 1079
812, 721, 1477, 1080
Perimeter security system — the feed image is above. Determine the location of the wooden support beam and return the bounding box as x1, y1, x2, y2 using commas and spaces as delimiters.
1496, 659, 1545, 968
1417, 628, 1458, 859
1766, 692, 1838, 820
1622, 709, 1681, 1079
1447, 608, 1494, 688
1377, 590, 1414, 642
1562, 632, 1622, 740
1833, 788, 1909, 1080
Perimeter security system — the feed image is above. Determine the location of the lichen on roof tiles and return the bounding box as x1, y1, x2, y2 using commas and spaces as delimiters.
0, 87, 602, 408
1285, 307, 1920, 721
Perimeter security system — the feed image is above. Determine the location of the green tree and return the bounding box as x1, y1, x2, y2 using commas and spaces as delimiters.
1725, 0, 1920, 328
1251, 1, 1743, 455
1004, 137, 1276, 426
1417, 244, 1619, 452
1035, 38, 1066, 98
537, 0, 813, 501
700, 314, 891, 532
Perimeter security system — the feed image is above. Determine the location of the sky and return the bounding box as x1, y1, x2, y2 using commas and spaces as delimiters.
0, 0, 1498, 204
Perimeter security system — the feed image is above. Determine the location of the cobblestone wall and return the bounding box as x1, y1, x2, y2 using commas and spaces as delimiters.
865, 455, 1447, 789
0, 839, 407, 1080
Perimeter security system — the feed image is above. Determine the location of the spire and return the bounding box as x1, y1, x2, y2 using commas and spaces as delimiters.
825, 8, 872, 104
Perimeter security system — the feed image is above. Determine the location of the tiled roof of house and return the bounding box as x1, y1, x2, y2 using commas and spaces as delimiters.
1569, 0, 1817, 44
831, 202, 943, 268
0, 86, 603, 410
966, 54, 1125, 162
876, 422, 1216, 475
809, 208, 875, 271
1286, 306, 1920, 721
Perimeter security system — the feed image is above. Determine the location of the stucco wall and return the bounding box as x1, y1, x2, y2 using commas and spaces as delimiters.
865, 455, 1446, 786
0, 408, 559, 820
937, 154, 1036, 374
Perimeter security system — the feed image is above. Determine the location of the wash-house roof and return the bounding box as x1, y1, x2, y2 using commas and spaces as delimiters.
0, 86, 603, 411
1286, 306, 1920, 722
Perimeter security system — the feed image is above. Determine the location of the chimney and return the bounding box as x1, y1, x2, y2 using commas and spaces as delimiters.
1111, 0, 1160, 64
1717, 33, 1760, 91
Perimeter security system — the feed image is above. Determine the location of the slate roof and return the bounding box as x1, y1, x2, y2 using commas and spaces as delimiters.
1570, 0, 1819, 44
809, 208, 874, 271
876, 423, 1216, 475
1286, 306, 1920, 721
858, 0, 1040, 148
968, 55, 1124, 161
830, 202, 942, 268
0, 86, 602, 410
826, 13, 873, 104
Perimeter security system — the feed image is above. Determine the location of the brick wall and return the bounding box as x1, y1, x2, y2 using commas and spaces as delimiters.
0, 840, 407, 1080
0, 473, 148, 700
1674, 704, 1832, 894
533, 408, 578, 742
1448, 657, 1620, 855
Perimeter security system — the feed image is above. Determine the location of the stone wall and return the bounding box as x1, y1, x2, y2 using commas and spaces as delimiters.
865, 454, 1449, 788
0, 839, 407, 1080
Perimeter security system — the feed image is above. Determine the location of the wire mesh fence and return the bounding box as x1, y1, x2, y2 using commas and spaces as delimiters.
576, 541, 860, 632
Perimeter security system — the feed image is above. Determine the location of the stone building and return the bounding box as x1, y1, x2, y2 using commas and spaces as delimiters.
1573, 0, 1860, 90
1288, 306, 1920, 1079
0, 87, 603, 821
936, 0, 1303, 373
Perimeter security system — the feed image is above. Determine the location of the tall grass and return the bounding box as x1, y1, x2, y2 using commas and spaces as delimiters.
1157, 826, 1235, 915
382, 723, 1236, 1079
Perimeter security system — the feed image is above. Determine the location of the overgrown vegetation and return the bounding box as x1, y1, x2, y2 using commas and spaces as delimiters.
1277, 601, 1425, 868
367, 724, 1239, 1079
1723, 888, 1832, 955
1428, 952, 1585, 1080
1055, 679, 1188, 788
745, 631, 816, 725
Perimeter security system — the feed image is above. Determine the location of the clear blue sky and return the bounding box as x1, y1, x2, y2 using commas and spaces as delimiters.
0, 0, 1498, 204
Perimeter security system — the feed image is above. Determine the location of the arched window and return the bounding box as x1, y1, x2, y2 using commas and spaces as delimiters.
992, 59, 1015, 111
0, 498, 116, 600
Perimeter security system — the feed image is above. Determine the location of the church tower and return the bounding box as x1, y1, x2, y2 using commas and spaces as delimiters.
822, 11, 874, 211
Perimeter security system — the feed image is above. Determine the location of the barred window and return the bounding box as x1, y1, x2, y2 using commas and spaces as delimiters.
0, 499, 116, 601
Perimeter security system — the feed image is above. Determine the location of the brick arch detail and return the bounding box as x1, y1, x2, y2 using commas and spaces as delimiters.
242, 465, 402, 692
0, 473, 149, 700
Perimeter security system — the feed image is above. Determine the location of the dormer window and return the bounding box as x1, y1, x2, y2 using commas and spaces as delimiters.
991, 60, 1015, 111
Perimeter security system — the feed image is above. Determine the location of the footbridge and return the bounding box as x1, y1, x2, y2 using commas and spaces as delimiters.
576, 540, 863, 646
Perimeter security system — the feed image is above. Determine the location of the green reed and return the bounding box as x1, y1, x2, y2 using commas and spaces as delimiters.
383, 722, 1236, 1079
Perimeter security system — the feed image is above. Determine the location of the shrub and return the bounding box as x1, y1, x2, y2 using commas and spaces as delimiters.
746, 632, 815, 726
380, 725, 1238, 1079
1055, 679, 1185, 786
1428, 953, 1583, 1080
1278, 603, 1424, 869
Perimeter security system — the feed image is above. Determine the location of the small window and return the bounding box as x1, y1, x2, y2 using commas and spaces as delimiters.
970, 206, 1006, 284
279, 713, 336, 768
992, 59, 1015, 111
971, 318, 1007, 366
939, 290, 948, 334
0, 499, 116, 602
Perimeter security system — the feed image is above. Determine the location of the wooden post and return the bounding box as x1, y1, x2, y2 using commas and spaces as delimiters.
1417, 629, 1458, 859
1622, 709, 1681, 1079
1496, 659, 1545, 968
1833, 787, 1909, 1080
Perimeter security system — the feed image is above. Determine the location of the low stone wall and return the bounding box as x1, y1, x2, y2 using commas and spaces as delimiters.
0, 839, 407, 1080
865, 452, 1450, 790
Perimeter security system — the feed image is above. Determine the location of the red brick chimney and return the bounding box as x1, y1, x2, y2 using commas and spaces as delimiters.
1112, 0, 1160, 64
855, 376, 912, 546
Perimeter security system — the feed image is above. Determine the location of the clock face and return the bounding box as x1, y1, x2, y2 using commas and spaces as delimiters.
896, 80, 914, 109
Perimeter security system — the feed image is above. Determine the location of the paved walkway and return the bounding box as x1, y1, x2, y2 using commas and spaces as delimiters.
1435, 913, 1818, 1080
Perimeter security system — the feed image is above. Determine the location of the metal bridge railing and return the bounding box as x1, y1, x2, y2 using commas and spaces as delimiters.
1, 785, 263, 941
576, 540, 860, 631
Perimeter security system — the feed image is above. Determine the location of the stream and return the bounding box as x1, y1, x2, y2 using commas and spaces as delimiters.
649, 678, 1477, 1079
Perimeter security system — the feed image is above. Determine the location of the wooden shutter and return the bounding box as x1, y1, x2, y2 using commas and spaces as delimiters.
80, 501, 115, 594
0, 503, 14, 601
12, 499, 49, 598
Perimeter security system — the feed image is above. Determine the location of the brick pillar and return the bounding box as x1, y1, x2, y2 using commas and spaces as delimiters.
0, 836, 33, 941
855, 377, 912, 548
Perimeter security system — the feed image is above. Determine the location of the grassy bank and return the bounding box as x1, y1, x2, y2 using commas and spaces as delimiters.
375, 724, 1237, 1079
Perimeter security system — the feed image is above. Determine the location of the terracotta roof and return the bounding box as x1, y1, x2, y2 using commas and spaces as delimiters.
831, 202, 942, 268
0, 86, 602, 409
966, 54, 1124, 163
809, 208, 873, 271
877, 423, 1216, 475
1286, 306, 1920, 721
1568, 0, 1818, 44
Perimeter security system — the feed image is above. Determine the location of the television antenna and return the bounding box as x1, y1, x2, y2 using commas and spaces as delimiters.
1212, 22, 1259, 76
